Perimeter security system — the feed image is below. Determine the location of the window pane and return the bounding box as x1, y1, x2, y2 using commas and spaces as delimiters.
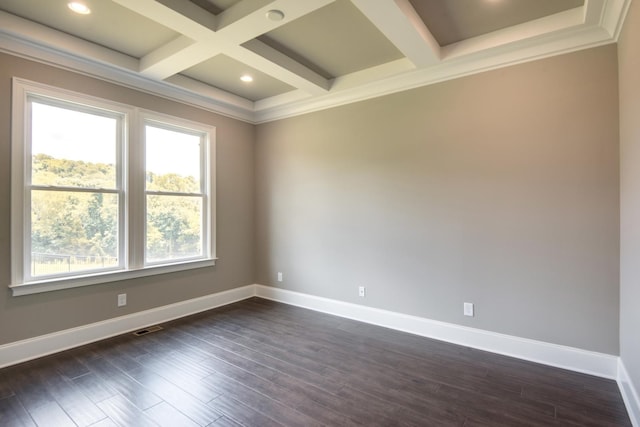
31, 190, 119, 277
31, 101, 118, 189
145, 125, 201, 193
146, 195, 203, 263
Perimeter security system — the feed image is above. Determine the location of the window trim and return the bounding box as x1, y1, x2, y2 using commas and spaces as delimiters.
10, 78, 217, 297
140, 111, 214, 266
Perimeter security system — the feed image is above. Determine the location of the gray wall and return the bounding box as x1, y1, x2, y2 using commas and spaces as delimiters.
0, 53, 255, 345
619, 0, 640, 394
255, 45, 620, 354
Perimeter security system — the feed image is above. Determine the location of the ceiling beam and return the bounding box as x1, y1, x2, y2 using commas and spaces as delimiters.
215, 0, 280, 33
241, 39, 330, 94
113, 0, 333, 94
111, 0, 216, 39
217, 0, 334, 42
350, 0, 441, 68
140, 36, 220, 80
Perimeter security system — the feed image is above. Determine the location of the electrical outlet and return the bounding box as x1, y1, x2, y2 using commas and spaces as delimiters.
117, 293, 127, 307
358, 286, 366, 297
277, 272, 283, 282
464, 302, 474, 317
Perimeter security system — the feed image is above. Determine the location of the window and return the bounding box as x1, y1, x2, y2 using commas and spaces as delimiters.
143, 117, 210, 264
11, 79, 216, 295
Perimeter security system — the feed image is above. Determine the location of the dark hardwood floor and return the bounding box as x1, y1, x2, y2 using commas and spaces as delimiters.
0, 297, 632, 426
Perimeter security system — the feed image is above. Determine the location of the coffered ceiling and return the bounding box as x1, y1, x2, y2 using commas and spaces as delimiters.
0, 0, 631, 123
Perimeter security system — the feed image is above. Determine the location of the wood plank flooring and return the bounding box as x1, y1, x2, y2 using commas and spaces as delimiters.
0, 297, 632, 426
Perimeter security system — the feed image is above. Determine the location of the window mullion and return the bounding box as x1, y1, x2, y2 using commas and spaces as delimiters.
128, 109, 145, 269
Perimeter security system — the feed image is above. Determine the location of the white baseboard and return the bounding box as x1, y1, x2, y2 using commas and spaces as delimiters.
618, 359, 640, 427
0, 283, 631, 421
255, 285, 619, 379
0, 282, 623, 381
0, 285, 256, 369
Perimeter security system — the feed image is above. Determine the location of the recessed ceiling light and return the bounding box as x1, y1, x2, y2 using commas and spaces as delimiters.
240, 75, 253, 83
266, 10, 285, 21
68, 1, 91, 15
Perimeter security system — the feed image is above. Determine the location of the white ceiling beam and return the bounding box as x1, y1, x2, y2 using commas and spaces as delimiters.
350, 0, 440, 68
115, 0, 333, 92
240, 39, 330, 94
217, 0, 334, 42
111, 0, 216, 39
215, 0, 279, 32
113, 0, 221, 79
140, 36, 220, 80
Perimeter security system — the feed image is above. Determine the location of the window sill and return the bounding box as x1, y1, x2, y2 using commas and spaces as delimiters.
10, 258, 217, 296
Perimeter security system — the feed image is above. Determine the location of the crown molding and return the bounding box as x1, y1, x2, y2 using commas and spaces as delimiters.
253, 0, 630, 123
0, 11, 256, 123
0, 1, 632, 125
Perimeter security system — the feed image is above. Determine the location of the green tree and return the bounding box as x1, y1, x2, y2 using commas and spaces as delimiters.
84, 193, 117, 256
32, 154, 200, 262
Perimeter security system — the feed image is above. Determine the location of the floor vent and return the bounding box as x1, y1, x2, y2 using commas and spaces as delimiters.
133, 325, 163, 336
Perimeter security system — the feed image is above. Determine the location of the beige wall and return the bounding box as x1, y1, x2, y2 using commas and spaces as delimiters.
0, 53, 255, 345
619, 0, 640, 394
255, 45, 620, 354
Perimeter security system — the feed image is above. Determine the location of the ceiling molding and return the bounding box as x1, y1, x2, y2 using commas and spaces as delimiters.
0, 11, 256, 122
253, 0, 630, 123
253, 23, 619, 123
604, 0, 634, 39
0, 0, 632, 124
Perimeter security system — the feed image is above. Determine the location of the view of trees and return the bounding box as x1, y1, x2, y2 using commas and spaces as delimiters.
31, 154, 202, 274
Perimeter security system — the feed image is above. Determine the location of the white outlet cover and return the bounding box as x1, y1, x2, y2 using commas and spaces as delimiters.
118, 293, 127, 307
464, 302, 474, 317
277, 272, 283, 282
358, 286, 366, 297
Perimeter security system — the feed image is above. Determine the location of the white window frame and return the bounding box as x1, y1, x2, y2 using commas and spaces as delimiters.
11, 78, 216, 296
23, 90, 128, 282
140, 111, 214, 266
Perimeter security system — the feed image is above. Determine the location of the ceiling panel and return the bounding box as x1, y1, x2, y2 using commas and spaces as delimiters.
182, 54, 295, 101
0, 0, 179, 59
261, 0, 404, 79
411, 0, 585, 46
